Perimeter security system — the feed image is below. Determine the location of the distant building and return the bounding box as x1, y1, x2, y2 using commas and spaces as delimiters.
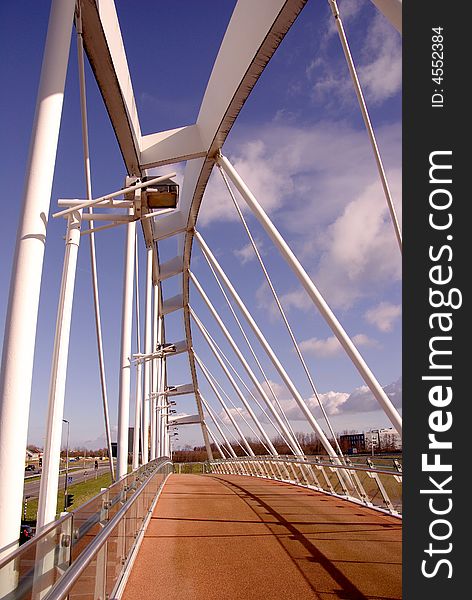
365, 428, 402, 451
339, 433, 365, 454
340, 428, 401, 454
25, 448, 40, 462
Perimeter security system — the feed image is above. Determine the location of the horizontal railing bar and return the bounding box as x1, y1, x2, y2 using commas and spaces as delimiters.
211, 456, 401, 478
0, 511, 72, 570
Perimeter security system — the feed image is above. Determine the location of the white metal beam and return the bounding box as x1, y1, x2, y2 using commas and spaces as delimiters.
0, 0, 76, 560
79, 0, 141, 175
142, 247, 153, 464
36, 211, 83, 530
369, 0, 402, 33
140, 125, 206, 169
117, 213, 136, 479
162, 293, 184, 316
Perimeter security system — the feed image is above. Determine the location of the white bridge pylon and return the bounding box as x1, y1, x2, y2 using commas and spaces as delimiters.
0, 0, 402, 561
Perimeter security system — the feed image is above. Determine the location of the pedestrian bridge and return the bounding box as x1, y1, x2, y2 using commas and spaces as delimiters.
0, 2, 402, 599
0, 457, 402, 600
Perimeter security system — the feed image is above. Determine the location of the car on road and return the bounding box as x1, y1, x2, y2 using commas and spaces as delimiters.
19, 524, 34, 545
25, 465, 35, 472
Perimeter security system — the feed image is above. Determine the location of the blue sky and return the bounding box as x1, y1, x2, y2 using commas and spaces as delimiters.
0, 0, 401, 450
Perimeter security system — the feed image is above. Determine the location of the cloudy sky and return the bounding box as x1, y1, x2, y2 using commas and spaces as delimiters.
0, 0, 401, 450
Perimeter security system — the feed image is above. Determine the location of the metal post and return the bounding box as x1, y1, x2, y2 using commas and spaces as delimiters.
37, 210, 83, 530
150, 286, 158, 460
76, 11, 114, 482
117, 213, 136, 479
0, 0, 75, 558
62, 419, 70, 511
132, 361, 142, 471
132, 237, 141, 471
156, 317, 164, 457
142, 247, 153, 463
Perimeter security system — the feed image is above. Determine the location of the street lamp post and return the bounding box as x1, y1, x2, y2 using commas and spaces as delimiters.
62, 419, 70, 511
371, 429, 380, 457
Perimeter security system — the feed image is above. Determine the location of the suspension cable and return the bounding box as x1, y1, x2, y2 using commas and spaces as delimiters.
201, 355, 272, 455
196, 239, 298, 443
218, 165, 344, 459
328, 0, 402, 252
193, 311, 292, 450
200, 391, 249, 456
76, 10, 114, 480
205, 422, 228, 458
194, 351, 255, 456
200, 394, 238, 458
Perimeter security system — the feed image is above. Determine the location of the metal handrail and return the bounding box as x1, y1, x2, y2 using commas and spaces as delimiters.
0, 511, 71, 571
219, 455, 402, 478
0, 458, 171, 600
44, 458, 172, 600
209, 455, 402, 516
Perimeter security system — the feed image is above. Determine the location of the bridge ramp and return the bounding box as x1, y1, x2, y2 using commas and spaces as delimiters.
123, 474, 401, 600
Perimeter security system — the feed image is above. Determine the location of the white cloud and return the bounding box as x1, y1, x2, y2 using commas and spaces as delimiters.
233, 238, 263, 265
254, 376, 401, 422
340, 377, 402, 413
199, 140, 291, 225
299, 333, 377, 357
364, 301, 401, 332
313, 175, 402, 308
308, 6, 401, 108
219, 406, 250, 426
199, 119, 401, 310
358, 13, 402, 104
311, 390, 350, 416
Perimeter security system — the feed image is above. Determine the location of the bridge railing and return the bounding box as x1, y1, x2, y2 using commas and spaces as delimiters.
208, 455, 402, 516
0, 458, 172, 600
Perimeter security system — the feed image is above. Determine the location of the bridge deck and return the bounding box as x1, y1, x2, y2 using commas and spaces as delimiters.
122, 474, 401, 600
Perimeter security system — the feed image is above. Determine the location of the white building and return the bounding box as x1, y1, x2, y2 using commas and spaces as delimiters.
365, 428, 402, 451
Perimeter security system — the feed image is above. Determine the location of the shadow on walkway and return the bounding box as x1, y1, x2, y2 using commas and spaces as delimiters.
122, 474, 401, 600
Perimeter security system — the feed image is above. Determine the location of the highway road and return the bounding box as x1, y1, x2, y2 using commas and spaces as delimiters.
23, 464, 112, 499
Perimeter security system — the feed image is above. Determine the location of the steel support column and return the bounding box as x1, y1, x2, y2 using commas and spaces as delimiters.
117, 213, 136, 479
36, 210, 82, 529
142, 247, 153, 463
0, 0, 75, 558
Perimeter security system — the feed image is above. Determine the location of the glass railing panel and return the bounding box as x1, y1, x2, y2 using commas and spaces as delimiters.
0, 515, 73, 600
355, 468, 386, 508
71, 491, 108, 562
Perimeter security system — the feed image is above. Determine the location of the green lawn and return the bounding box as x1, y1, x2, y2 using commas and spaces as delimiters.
174, 462, 206, 474
24, 472, 112, 522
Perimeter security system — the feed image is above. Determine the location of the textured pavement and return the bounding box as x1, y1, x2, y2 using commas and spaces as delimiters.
122, 474, 401, 600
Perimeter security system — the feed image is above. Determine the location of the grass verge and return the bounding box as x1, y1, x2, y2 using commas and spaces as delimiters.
23, 472, 112, 522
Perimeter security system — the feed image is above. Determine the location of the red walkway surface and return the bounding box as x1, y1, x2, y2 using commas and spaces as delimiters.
122, 474, 401, 600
